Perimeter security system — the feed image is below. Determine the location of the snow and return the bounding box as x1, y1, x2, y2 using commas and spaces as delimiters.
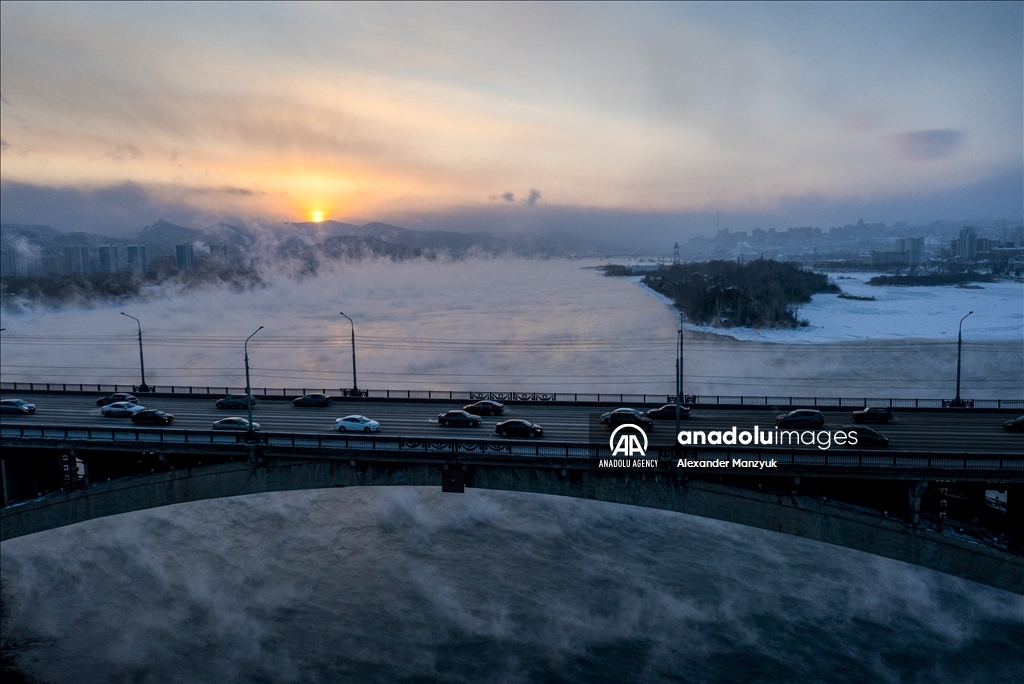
637, 272, 1023, 343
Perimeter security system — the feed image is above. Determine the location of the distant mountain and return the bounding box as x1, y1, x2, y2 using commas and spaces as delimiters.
0, 223, 62, 239
286, 221, 510, 253
135, 219, 204, 246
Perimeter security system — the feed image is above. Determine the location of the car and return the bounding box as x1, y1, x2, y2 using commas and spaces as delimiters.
841, 424, 889, 447
437, 410, 482, 427
294, 393, 332, 407
216, 394, 256, 410
495, 419, 543, 438
101, 401, 147, 417
1003, 415, 1024, 433
852, 407, 892, 424
600, 408, 654, 430
0, 399, 36, 414
131, 409, 175, 425
335, 415, 380, 432
776, 409, 825, 428
646, 404, 691, 420
463, 400, 504, 416
96, 393, 137, 407
212, 417, 260, 431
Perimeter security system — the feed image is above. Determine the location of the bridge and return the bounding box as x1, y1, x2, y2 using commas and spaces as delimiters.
1, 386, 1022, 595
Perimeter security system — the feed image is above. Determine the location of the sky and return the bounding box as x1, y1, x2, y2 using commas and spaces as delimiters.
1, 2, 1021, 242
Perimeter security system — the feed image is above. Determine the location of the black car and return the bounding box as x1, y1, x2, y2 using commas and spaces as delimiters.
646, 404, 690, 420
852, 407, 892, 424
131, 409, 175, 425
216, 394, 256, 409
1003, 416, 1024, 433
776, 409, 825, 428
293, 393, 332, 407
0, 399, 36, 414
97, 393, 137, 407
437, 410, 481, 427
464, 400, 504, 416
495, 419, 543, 438
600, 408, 654, 430
841, 424, 889, 447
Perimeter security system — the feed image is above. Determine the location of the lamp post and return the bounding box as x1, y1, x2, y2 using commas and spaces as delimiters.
244, 326, 263, 435
953, 311, 973, 407
120, 312, 151, 392
675, 313, 683, 437
339, 312, 359, 395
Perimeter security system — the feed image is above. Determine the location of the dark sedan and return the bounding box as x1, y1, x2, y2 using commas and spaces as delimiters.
293, 393, 332, 407
216, 394, 256, 410
646, 404, 690, 420
495, 419, 543, 438
96, 393, 137, 407
1003, 416, 1024, 433
0, 399, 36, 414
600, 408, 654, 430
852, 407, 892, 424
131, 409, 175, 425
463, 400, 504, 416
842, 425, 889, 447
437, 410, 481, 427
776, 409, 825, 428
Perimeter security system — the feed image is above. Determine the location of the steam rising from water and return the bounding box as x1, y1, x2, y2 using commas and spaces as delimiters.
1, 258, 1019, 398
2, 488, 1022, 683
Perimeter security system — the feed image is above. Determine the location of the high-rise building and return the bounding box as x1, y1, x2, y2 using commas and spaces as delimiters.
125, 244, 148, 273
895, 237, 924, 266
175, 242, 195, 271
63, 245, 89, 274
98, 245, 124, 273
956, 227, 977, 261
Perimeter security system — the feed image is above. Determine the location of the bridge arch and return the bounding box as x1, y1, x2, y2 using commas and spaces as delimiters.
2, 456, 1021, 595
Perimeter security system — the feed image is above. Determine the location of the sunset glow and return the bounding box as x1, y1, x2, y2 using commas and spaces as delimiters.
0, 3, 1020, 235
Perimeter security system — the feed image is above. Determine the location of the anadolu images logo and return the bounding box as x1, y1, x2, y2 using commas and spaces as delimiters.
609, 424, 648, 457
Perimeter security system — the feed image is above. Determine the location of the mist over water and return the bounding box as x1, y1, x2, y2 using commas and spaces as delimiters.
0, 257, 1020, 398
3, 487, 1022, 684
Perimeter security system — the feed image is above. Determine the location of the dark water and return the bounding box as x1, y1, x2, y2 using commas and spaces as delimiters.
1, 487, 1022, 683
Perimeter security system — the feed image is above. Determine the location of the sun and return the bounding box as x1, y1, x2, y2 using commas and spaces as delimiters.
310, 210, 325, 223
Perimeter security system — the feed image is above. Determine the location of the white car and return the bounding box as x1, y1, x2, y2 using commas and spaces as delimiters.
334, 415, 380, 432
101, 401, 147, 417
212, 417, 260, 431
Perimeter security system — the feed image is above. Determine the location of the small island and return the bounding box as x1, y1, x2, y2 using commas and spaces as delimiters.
606, 259, 839, 328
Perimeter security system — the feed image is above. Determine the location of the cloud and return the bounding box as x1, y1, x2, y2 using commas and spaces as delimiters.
488, 192, 515, 202
523, 188, 542, 207
0, 138, 9, 152
891, 130, 966, 160
105, 143, 144, 161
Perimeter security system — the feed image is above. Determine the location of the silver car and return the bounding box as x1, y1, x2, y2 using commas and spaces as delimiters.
212, 417, 260, 431
101, 401, 147, 417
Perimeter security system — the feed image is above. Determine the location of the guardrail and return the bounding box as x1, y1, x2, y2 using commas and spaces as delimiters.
2, 382, 1022, 409
2, 424, 1022, 470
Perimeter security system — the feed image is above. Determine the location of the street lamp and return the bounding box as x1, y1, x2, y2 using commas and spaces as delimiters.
953, 311, 973, 407
675, 313, 683, 437
120, 312, 151, 392
339, 312, 359, 395
244, 326, 263, 435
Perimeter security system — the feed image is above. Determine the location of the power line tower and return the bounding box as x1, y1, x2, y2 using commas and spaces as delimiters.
673, 241, 680, 265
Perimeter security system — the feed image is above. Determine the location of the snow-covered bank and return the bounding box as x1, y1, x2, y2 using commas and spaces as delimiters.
636, 272, 1023, 343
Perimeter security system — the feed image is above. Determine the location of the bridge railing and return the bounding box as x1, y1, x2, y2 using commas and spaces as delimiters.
2, 381, 1022, 409
2, 424, 1023, 469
